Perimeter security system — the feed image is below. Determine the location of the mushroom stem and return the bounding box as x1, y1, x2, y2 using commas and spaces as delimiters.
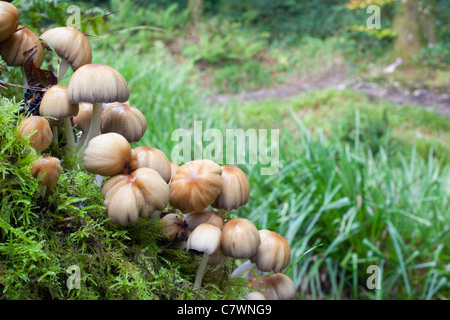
63, 117, 75, 147
58, 59, 70, 83
76, 130, 88, 148
194, 252, 210, 288
38, 184, 47, 198
94, 174, 104, 187
52, 125, 58, 143
80, 102, 102, 153
229, 260, 256, 279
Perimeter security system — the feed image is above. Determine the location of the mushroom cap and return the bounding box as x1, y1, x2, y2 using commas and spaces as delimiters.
0, 1, 19, 42
220, 218, 261, 259
19, 116, 52, 152
250, 273, 296, 300
169, 162, 179, 182
67, 63, 129, 104
183, 208, 224, 231
73, 102, 92, 132
161, 213, 188, 242
102, 167, 169, 225
30, 156, 62, 188
101, 102, 147, 143
169, 159, 223, 213
0, 25, 44, 67
243, 291, 267, 300
250, 230, 291, 273
40, 26, 92, 71
83, 132, 137, 176
186, 222, 221, 256
134, 146, 172, 183
39, 84, 79, 119
212, 165, 250, 211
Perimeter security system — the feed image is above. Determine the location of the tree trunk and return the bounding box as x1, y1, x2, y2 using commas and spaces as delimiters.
188, 0, 204, 28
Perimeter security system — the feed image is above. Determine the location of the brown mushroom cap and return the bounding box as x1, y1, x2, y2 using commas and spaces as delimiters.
102, 167, 169, 226
212, 165, 250, 211
68, 63, 129, 104
249, 229, 291, 273
83, 132, 137, 176
0, 1, 19, 42
183, 208, 224, 231
169, 159, 223, 213
30, 156, 62, 188
134, 146, 172, 183
19, 116, 52, 152
40, 26, 92, 71
220, 218, 261, 259
250, 273, 296, 300
0, 25, 44, 67
39, 84, 79, 119
161, 213, 188, 242
73, 103, 93, 133
101, 102, 147, 143
169, 162, 179, 182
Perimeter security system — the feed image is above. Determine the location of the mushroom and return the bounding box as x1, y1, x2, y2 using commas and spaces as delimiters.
243, 291, 267, 300
169, 161, 179, 182
169, 159, 223, 213
101, 167, 169, 226
19, 115, 53, 152
39, 84, 78, 148
230, 229, 291, 279
83, 132, 137, 178
133, 146, 172, 183
220, 218, 261, 260
67, 63, 129, 152
0, 1, 19, 42
250, 273, 296, 300
72, 102, 92, 147
183, 208, 224, 231
101, 102, 147, 143
0, 25, 44, 68
161, 213, 188, 245
186, 222, 222, 288
40, 26, 92, 82
212, 165, 250, 211
30, 156, 62, 197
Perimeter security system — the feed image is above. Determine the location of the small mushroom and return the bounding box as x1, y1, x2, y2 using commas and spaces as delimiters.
230, 229, 291, 279
134, 146, 172, 183
186, 222, 222, 288
250, 273, 296, 300
0, 1, 19, 42
169, 159, 223, 213
101, 167, 169, 226
19, 115, 53, 152
183, 208, 224, 231
83, 132, 137, 178
220, 218, 260, 259
67, 63, 129, 152
39, 84, 78, 147
72, 102, 92, 147
212, 165, 250, 211
161, 213, 188, 245
30, 156, 62, 197
101, 102, 147, 143
243, 291, 267, 300
40, 26, 92, 82
169, 161, 179, 183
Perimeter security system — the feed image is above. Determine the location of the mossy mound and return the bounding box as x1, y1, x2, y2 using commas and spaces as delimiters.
0, 98, 248, 300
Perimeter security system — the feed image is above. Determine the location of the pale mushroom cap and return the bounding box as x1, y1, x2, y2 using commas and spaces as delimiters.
19, 116, 52, 152
40, 27, 92, 71
101, 102, 147, 143
243, 291, 267, 300
0, 26, 44, 67
161, 213, 188, 242
187, 223, 221, 256
73, 103, 93, 132
102, 167, 169, 225
30, 156, 62, 188
169, 162, 179, 181
250, 273, 296, 300
134, 146, 172, 183
83, 132, 137, 176
250, 230, 291, 273
183, 208, 224, 231
39, 84, 79, 119
220, 218, 261, 259
67, 63, 129, 104
212, 165, 250, 210
0, 2, 19, 42
169, 159, 223, 213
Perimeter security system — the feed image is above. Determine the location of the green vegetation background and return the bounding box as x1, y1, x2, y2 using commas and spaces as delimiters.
0, 0, 449, 299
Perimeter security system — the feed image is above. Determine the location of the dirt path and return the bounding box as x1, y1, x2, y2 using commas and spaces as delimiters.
206, 70, 450, 117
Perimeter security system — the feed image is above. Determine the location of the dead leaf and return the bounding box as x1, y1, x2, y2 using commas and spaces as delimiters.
22, 46, 57, 87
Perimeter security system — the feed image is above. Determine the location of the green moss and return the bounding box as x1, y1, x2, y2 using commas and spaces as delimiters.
0, 98, 248, 300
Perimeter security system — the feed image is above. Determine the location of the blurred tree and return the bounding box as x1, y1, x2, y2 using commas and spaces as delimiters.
188, 0, 204, 27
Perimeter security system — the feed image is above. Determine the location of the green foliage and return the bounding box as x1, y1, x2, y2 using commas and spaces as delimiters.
413, 43, 450, 70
